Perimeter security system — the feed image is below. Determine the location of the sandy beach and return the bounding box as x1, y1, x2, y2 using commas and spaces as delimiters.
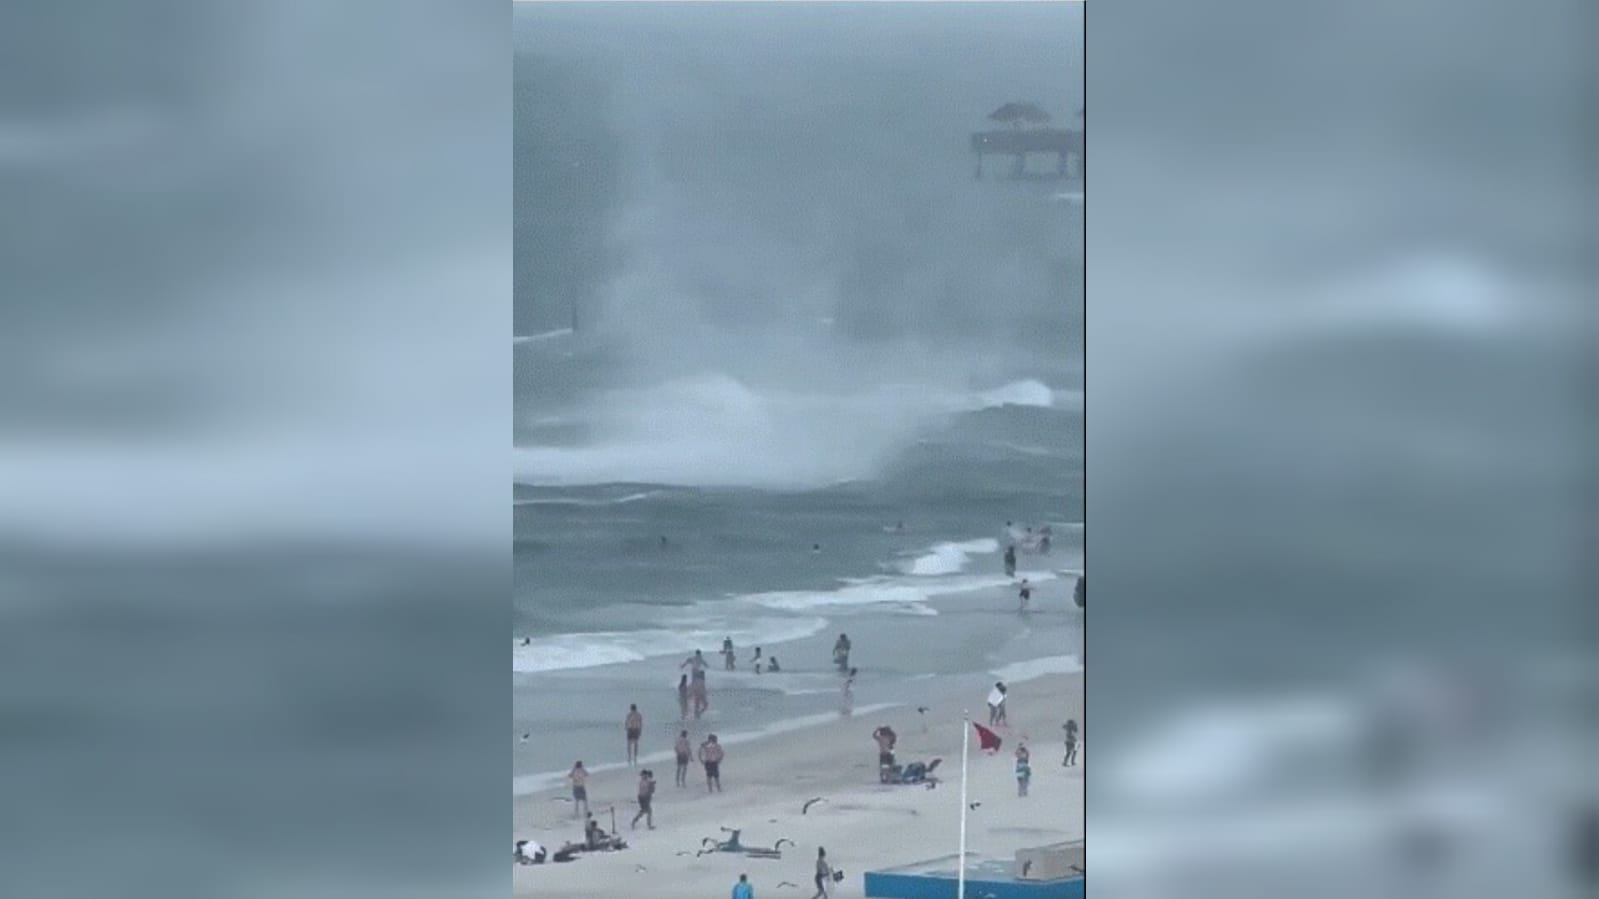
514, 668, 1082, 898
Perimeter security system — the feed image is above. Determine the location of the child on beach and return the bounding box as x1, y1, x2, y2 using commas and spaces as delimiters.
766, 656, 781, 672
832, 633, 851, 672
698, 734, 725, 792
732, 873, 755, 899
1063, 719, 1079, 766
1004, 544, 1017, 577
624, 704, 643, 765
873, 725, 897, 782
568, 761, 589, 819
1018, 578, 1033, 612
722, 636, 737, 671
675, 730, 693, 787
678, 674, 691, 720
1015, 743, 1032, 796
751, 646, 763, 673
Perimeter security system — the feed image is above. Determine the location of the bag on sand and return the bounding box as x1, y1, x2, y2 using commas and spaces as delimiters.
833, 869, 846, 882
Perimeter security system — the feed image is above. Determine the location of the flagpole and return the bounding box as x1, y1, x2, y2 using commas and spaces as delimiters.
958, 710, 969, 899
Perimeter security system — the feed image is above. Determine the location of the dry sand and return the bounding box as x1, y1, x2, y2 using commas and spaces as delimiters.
514, 671, 1083, 898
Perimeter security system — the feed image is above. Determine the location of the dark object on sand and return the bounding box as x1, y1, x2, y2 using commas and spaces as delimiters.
833, 869, 847, 882
883, 758, 942, 786
698, 827, 785, 859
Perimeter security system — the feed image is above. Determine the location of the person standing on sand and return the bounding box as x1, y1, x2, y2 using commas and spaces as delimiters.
1015, 742, 1032, 796
674, 729, 693, 787
567, 761, 589, 819
732, 873, 755, 899
722, 636, 737, 671
811, 847, 835, 899
988, 682, 1008, 727
678, 674, 691, 720
1018, 578, 1033, 612
624, 704, 644, 765
698, 734, 725, 792
630, 768, 657, 830
1063, 719, 1079, 766
1004, 544, 1017, 578
873, 725, 897, 781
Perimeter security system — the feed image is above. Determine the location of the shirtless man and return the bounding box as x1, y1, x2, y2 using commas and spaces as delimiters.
722, 636, 737, 671
624, 704, 644, 765
674, 729, 693, 787
568, 761, 590, 819
698, 734, 725, 793
631, 769, 657, 830
683, 650, 711, 717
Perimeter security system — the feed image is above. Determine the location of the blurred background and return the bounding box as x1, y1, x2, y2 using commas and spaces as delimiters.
1087, 1, 1592, 897
0, 1, 1591, 898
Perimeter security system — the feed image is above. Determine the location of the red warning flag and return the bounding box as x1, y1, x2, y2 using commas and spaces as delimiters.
972, 722, 1003, 753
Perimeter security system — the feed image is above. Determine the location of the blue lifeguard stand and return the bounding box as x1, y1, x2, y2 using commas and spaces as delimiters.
864, 842, 1084, 899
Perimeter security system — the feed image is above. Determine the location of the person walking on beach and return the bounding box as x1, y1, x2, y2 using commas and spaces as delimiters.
567, 761, 590, 819
693, 675, 709, 719
732, 873, 756, 899
624, 703, 644, 765
832, 633, 851, 672
841, 667, 857, 716
683, 651, 711, 718
811, 847, 835, 899
630, 768, 657, 830
678, 674, 691, 720
751, 646, 763, 673
1004, 544, 1017, 578
674, 729, 693, 787
1015, 742, 1032, 796
698, 733, 725, 792
722, 636, 737, 671
1063, 719, 1079, 766
1018, 578, 1033, 612
988, 682, 1009, 727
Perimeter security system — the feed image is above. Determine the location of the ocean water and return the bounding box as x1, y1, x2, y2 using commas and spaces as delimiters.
513, 386, 1084, 783
514, 1, 1085, 790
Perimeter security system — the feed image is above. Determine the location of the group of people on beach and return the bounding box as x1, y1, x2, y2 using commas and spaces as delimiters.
521, 521, 1084, 895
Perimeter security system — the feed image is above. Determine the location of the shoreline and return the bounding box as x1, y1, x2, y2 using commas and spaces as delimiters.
514, 670, 1083, 898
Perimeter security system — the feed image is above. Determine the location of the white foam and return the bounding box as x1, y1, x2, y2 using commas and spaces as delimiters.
974, 379, 1056, 409
513, 616, 827, 674
513, 328, 574, 345
513, 490, 664, 508
1105, 696, 1361, 800
990, 654, 1083, 684
900, 538, 1000, 576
